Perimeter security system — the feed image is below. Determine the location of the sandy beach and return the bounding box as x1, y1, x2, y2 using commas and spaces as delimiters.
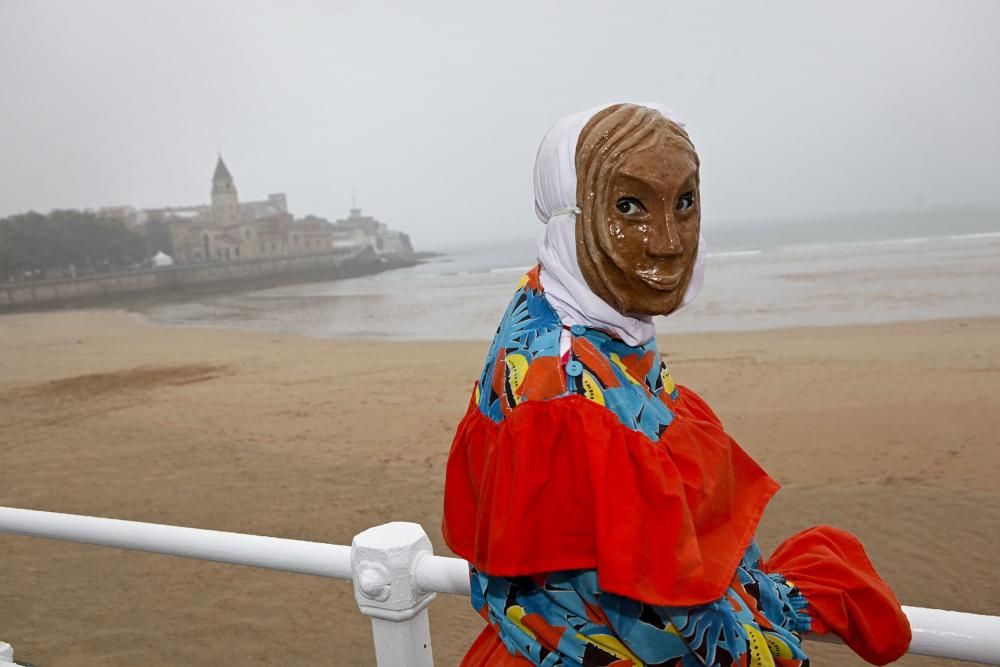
1, 310, 998, 666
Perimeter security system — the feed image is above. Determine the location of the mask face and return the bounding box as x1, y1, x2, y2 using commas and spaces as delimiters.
575, 104, 701, 317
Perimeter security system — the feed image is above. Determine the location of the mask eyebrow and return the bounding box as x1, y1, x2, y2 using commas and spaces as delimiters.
613, 172, 660, 191
614, 169, 697, 195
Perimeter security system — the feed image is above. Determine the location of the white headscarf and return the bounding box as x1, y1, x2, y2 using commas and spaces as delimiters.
534, 103, 706, 346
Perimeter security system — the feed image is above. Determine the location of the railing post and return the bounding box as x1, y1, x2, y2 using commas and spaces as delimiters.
351, 522, 436, 666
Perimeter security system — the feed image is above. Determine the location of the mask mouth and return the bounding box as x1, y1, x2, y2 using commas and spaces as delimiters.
633, 269, 684, 291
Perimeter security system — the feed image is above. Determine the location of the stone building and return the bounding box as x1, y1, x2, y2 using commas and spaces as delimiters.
144, 156, 335, 263
143, 156, 413, 264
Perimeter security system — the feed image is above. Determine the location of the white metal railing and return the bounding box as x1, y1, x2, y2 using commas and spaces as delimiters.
1, 507, 998, 666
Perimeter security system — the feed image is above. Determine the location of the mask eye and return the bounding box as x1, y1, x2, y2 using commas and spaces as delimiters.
615, 197, 646, 216
676, 192, 695, 212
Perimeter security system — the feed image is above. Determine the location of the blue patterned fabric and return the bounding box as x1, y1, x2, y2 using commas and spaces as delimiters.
472, 542, 811, 666
476, 269, 679, 441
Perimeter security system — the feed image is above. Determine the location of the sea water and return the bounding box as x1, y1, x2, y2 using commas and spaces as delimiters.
141, 210, 1000, 340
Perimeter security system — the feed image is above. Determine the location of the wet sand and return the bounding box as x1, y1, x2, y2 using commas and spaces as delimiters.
1, 310, 998, 666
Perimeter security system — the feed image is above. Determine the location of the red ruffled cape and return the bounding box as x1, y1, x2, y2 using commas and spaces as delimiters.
443, 384, 779, 607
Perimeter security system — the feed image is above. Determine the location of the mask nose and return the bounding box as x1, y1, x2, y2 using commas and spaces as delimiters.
647, 217, 683, 257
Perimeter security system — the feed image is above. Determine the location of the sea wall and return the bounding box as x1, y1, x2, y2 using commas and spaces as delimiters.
0, 249, 408, 310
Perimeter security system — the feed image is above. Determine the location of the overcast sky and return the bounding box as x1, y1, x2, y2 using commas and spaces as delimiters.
1, 0, 997, 248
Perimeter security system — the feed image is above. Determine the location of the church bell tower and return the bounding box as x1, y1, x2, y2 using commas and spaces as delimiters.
211, 155, 240, 227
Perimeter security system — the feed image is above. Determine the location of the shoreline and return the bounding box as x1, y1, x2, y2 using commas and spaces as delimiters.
129, 228, 1000, 343
2, 309, 998, 666
131, 306, 1000, 343
0, 251, 420, 315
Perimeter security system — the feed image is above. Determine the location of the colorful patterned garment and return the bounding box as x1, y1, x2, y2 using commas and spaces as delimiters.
443, 267, 911, 666
474, 269, 678, 440
470, 541, 811, 666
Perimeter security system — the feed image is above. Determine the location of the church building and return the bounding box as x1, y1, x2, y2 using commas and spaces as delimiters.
144, 156, 334, 263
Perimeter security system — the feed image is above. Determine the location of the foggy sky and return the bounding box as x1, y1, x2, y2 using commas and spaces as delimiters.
1, 0, 998, 248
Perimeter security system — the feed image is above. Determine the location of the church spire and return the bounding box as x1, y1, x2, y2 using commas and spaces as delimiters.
211, 154, 239, 227
212, 155, 235, 193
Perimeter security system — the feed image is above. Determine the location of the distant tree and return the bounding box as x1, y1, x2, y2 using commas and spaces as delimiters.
0, 212, 58, 280
0, 210, 149, 281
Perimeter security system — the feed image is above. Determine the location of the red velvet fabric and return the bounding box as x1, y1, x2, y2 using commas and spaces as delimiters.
766, 526, 911, 665
443, 385, 780, 606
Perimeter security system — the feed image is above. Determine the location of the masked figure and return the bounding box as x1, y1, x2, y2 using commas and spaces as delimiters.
443, 103, 911, 666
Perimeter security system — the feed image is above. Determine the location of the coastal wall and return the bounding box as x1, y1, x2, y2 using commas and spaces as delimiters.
0, 248, 408, 310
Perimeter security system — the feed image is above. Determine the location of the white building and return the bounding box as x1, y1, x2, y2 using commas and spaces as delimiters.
329, 207, 413, 256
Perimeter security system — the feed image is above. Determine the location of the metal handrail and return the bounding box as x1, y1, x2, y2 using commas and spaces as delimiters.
0, 506, 352, 579
1, 506, 998, 665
